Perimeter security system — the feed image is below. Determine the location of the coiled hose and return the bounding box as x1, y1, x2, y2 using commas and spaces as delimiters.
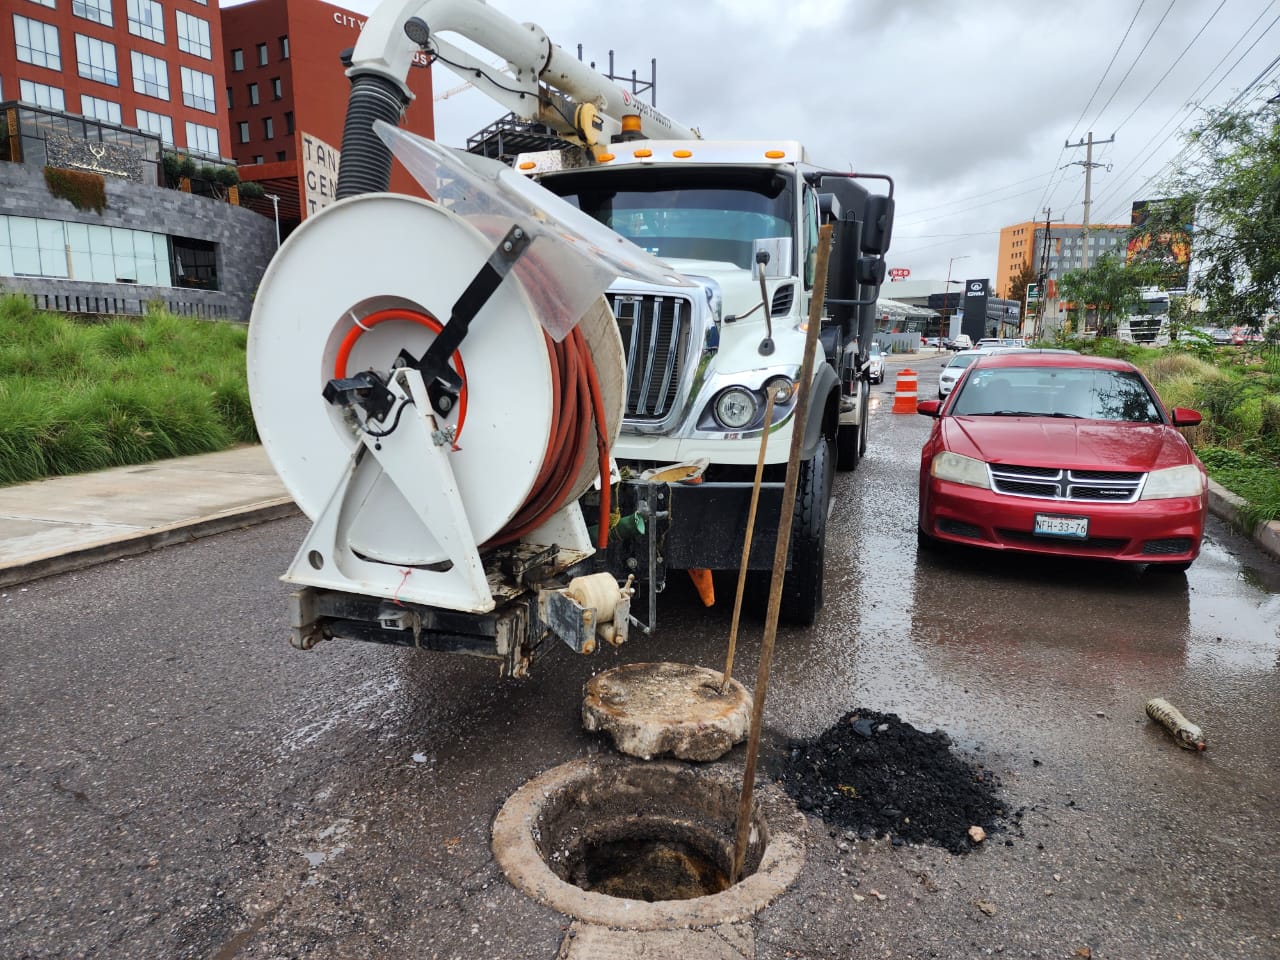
334, 310, 610, 551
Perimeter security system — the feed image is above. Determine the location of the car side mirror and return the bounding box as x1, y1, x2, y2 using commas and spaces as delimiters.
1171, 407, 1202, 427
917, 399, 941, 417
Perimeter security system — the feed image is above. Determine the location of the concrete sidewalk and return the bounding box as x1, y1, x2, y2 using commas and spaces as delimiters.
0, 444, 1277, 590
0, 446, 295, 588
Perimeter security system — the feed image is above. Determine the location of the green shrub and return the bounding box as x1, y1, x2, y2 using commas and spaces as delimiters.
239, 181, 265, 201
214, 166, 240, 187
0, 299, 255, 485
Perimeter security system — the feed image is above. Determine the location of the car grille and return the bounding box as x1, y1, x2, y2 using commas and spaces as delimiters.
989, 464, 1144, 502
608, 293, 694, 420
1142, 537, 1194, 555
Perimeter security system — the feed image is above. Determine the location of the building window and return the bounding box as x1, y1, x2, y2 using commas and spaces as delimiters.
262, 117, 273, 139
283, 110, 294, 135
126, 0, 164, 43
180, 66, 215, 113
231, 48, 244, 71
76, 34, 118, 86
225, 86, 232, 109
19, 78, 64, 111
131, 51, 169, 100
248, 82, 259, 105
253, 155, 263, 164
185, 121, 219, 158
72, 0, 113, 27
279, 35, 289, 59
135, 107, 173, 146
271, 76, 282, 100
238, 120, 249, 143
175, 11, 212, 59
276, 150, 285, 162
257, 42, 268, 66
0, 216, 172, 287
13, 15, 61, 70
80, 94, 121, 125
28, 0, 58, 8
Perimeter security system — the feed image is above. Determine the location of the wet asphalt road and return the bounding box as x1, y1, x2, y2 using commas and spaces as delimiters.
2, 352, 1278, 960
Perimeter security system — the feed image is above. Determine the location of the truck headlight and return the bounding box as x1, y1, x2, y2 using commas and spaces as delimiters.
763, 376, 796, 405
714, 387, 758, 429
1139, 464, 1205, 500
930, 452, 991, 489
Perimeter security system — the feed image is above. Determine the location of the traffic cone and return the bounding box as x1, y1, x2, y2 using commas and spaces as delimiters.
892, 368, 918, 413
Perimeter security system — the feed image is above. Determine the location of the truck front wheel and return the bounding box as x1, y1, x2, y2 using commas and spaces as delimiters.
750, 438, 831, 626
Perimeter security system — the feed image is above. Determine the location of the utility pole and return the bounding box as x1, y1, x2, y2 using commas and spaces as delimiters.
1065, 131, 1115, 271
1034, 207, 1065, 341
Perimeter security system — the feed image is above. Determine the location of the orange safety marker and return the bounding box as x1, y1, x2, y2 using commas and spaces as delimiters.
891, 368, 918, 413
688, 568, 716, 607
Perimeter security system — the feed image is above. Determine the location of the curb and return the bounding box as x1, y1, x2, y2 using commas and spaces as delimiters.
0, 498, 300, 589
1206, 479, 1280, 563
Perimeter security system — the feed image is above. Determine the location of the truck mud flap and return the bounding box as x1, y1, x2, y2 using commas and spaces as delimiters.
662, 481, 786, 570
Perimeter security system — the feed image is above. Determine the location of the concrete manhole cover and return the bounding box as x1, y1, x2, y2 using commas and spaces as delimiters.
492, 755, 806, 930
582, 661, 752, 761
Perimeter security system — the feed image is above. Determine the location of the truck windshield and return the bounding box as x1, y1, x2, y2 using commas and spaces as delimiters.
539, 167, 794, 271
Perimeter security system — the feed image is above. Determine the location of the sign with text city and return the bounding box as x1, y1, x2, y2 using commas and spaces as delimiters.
300, 132, 340, 218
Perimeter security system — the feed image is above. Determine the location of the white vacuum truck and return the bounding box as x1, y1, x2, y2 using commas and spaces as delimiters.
247, 0, 894, 675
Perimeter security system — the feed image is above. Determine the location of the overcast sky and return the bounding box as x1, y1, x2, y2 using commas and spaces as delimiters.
231, 0, 1280, 286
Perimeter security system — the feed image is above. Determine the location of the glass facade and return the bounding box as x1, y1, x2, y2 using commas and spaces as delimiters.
176, 11, 212, 60
131, 51, 170, 101
0, 215, 173, 287
14, 14, 61, 70
2, 101, 162, 183
126, 0, 164, 44
76, 34, 119, 86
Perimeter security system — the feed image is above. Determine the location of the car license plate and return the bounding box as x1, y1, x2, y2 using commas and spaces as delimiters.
1034, 514, 1089, 539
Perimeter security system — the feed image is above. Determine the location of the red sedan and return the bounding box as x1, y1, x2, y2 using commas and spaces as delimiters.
916, 352, 1207, 571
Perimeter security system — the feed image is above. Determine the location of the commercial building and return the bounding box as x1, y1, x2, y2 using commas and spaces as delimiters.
220, 0, 435, 232
0, 1, 272, 321
2, 0, 232, 161
995, 220, 1130, 300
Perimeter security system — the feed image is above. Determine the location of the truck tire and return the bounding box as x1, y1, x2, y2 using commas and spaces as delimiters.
749, 439, 831, 626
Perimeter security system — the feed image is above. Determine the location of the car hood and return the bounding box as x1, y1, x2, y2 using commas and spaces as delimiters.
943, 417, 1194, 472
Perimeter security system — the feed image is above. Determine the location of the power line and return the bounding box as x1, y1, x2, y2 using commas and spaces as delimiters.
895, 185, 1050, 229
1034, 1, 1148, 218
1088, 0, 1176, 130
1092, 12, 1280, 220
901, 171, 1055, 219
1110, 0, 1227, 136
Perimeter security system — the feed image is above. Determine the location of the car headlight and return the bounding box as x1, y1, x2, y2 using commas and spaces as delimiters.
714, 387, 758, 429
1140, 464, 1205, 500
930, 452, 991, 489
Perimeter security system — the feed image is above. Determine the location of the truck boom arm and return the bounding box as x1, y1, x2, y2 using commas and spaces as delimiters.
348, 0, 699, 146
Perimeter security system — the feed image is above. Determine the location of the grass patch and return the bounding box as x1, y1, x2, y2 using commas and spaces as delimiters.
0, 295, 255, 485
1196, 446, 1280, 529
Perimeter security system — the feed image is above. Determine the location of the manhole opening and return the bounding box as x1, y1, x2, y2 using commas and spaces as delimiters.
536, 765, 769, 902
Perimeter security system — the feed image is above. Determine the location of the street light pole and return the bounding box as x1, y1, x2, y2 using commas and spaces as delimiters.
943, 255, 969, 347
265, 193, 281, 249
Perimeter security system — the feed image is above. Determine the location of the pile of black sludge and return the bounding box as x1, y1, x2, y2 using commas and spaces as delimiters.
773, 709, 1013, 854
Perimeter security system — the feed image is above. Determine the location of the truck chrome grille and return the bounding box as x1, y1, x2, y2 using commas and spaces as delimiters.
608, 293, 693, 420
989, 464, 1145, 502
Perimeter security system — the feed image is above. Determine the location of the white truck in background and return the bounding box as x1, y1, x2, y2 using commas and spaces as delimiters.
246, 0, 894, 675
1117, 288, 1172, 346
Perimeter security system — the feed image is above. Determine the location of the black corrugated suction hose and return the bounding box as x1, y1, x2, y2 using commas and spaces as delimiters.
336, 74, 409, 199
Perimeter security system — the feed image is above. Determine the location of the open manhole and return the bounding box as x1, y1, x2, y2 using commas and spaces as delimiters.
492, 756, 805, 930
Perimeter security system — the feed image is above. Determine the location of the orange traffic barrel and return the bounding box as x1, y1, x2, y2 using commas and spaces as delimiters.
892, 368, 918, 413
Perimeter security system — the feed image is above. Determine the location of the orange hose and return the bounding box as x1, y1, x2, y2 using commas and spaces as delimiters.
338, 309, 610, 551
334, 307, 468, 441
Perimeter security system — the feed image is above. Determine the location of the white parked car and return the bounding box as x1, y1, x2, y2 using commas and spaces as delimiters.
937, 348, 990, 398
868, 342, 885, 384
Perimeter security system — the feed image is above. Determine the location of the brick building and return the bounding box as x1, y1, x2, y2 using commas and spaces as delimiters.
1, 0, 232, 160
220, 0, 435, 232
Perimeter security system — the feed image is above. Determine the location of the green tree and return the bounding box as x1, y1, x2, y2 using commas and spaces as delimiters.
1057, 254, 1162, 336
1006, 260, 1037, 309
1140, 98, 1280, 329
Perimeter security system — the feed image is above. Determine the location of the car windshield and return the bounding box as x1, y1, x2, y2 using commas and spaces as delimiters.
870, 343, 882, 356
949, 366, 1163, 422
539, 167, 795, 271
946, 353, 982, 370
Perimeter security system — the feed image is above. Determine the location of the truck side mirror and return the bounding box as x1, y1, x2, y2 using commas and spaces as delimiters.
861, 195, 894, 255
856, 256, 886, 287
